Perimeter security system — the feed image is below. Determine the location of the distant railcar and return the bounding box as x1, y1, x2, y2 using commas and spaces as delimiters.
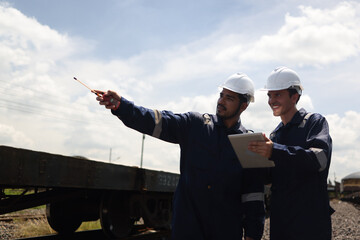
0, 145, 179, 239
341, 172, 360, 193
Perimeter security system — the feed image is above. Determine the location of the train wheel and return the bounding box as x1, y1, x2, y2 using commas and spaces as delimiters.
100, 191, 135, 239
46, 202, 82, 234
143, 197, 172, 229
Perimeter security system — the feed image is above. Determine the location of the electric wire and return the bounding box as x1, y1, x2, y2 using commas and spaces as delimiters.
0, 79, 116, 125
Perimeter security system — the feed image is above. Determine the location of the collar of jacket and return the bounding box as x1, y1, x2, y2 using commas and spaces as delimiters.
273, 108, 308, 132
213, 114, 247, 134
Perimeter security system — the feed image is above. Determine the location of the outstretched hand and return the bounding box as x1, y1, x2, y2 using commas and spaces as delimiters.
248, 133, 273, 159
95, 90, 121, 110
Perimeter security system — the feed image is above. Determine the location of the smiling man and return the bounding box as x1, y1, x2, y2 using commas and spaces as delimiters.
95, 73, 265, 240
248, 67, 333, 240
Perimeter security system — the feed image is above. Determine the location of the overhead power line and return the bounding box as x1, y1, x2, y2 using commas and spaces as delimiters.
0, 79, 115, 125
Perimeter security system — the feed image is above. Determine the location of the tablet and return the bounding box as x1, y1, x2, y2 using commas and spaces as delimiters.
228, 132, 275, 168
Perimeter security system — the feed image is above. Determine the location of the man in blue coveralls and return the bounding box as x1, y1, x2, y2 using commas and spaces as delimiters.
95, 73, 265, 240
248, 67, 333, 240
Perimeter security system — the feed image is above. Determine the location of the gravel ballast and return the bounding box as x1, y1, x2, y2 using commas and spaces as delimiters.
261, 200, 360, 240
0, 200, 359, 239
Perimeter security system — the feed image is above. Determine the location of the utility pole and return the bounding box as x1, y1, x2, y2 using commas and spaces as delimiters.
140, 134, 145, 168
109, 148, 112, 163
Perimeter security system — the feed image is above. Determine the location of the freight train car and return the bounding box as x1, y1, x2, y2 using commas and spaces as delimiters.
0, 145, 179, 239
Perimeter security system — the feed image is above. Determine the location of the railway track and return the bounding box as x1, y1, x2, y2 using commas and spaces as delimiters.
0, 214, 171, 240
0, 211, 171, 240
16, 228, 171, 240
2, 199, 360, 240
0, 213, 45, 222
0, 212, 170, 239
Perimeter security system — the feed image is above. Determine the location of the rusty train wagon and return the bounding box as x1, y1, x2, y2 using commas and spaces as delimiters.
0, 145, 179, 239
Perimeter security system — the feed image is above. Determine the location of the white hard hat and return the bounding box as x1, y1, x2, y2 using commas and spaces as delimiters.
220, 73, 255, 102
264, 66, 303, 95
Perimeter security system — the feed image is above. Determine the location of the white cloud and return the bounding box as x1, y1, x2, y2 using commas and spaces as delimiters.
0, 1, 359, 182
327, 111, 360, 150
243, 1, 360, 66
0, 5, 77, 65
326, 111, 360, 182
0, 4, 95, 117
0, 123, 34, 148
98, 1, 360, 90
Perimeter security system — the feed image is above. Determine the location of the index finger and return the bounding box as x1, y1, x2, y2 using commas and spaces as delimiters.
93, 89, 105, 95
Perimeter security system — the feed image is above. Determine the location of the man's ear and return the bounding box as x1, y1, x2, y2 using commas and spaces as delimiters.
291, 93, 300, 104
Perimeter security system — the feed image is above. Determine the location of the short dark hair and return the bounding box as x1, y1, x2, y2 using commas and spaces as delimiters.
287, 88, 301, 103
238, 94, 249, 104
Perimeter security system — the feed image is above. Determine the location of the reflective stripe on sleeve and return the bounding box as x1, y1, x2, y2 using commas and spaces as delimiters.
241, 192, 264, 203
152, 109, 163, 138
310, 147, 328, 172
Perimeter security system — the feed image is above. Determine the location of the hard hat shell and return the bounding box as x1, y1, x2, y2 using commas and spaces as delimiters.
264, 66, 303, 95
220, 73, 255, 102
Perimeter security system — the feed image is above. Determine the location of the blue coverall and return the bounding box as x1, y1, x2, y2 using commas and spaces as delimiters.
112, 97, 265, 240
268, 108, 332, 240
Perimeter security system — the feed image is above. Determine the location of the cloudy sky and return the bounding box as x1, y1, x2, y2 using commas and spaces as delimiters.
1, 0, 359, 182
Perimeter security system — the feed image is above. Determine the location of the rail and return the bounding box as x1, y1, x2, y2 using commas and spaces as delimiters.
16, 228, 171, 240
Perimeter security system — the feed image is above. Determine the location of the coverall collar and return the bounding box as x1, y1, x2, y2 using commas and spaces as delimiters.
274, 108, 307, 131
214, 114, 246, 134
